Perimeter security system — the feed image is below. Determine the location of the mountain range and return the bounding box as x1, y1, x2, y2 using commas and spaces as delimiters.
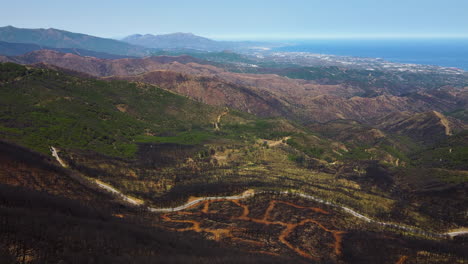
122, 32, 273, 51
0, 25, 152, 56
2, 49, 467, 125
0, 40, 134, 59
0, 26, 273, 56
0, 25, 467, 263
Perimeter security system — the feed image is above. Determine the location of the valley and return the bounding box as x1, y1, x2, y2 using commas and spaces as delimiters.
0, 25, 467, 263
50, 145, 467, 239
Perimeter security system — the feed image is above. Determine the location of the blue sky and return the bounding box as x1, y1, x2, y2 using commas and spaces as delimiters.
1, 0, 467, 39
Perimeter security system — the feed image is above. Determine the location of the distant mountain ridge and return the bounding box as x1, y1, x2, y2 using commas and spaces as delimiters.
122, 32, 274, 51
123, 32, 218, 50
0, 25, 151, 56
0, 26, 277, 56
0, 40, 134, 59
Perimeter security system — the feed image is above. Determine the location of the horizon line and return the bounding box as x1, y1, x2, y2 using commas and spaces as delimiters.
2, 25, 468, 41
210, 34, 468, 41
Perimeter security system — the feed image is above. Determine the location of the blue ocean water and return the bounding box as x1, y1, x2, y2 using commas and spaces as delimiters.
274, 38, 468, 70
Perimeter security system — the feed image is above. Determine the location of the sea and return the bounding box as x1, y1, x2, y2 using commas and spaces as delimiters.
274, 38, 468, 71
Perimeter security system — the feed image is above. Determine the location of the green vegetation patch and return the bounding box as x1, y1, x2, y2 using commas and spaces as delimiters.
411, 131, 468, 170
135, 130, 214, 145
286, 137, 324, 159
340, 146, 373, 160
224, 120, 291, 140
0, 63, 220, 157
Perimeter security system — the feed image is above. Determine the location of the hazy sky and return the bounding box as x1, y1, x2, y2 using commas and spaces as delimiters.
1, 0, 467, 40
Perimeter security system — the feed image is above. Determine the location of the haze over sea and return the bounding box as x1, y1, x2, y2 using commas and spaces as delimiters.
274, 38, 468, 71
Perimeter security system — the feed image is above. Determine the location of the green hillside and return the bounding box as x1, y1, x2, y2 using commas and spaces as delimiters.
1, 62, 466, 231
1, 62, 467, 264
0, 62, 309, 159
0, 63, 231, 157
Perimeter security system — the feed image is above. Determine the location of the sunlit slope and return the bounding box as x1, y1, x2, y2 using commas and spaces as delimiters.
0, 62, 235, 157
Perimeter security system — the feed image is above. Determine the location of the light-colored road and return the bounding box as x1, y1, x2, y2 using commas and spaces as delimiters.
50, 147, 68, 168
261, 136, 291, 147
94, 180, 144, 205
50, 146, 468, 239
446, 231, 468, 238
148, 190, 256, 213
214, 108, 229, 131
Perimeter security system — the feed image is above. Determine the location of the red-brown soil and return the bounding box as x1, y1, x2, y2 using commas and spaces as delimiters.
160, 198, 345, 261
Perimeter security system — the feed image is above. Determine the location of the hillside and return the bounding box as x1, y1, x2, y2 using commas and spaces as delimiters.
3, 138, 465, 264
105, 70, 290, 117
376, 111, 467, 144
1, 62, 467, 263
0, 40, 135, 59
0, 140, 107, 201
0, 62, 231, 157
0, 26, 151, 56
411, 131, 468, 170
1, 50, 207, 76
4, 50, 467, 125
0, 140, 285, 264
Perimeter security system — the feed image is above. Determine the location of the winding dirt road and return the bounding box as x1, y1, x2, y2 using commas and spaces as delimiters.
94, 180, 144, 205
214, 108, 229, 131
50, 146, 468, 239
50, 147, 68, 168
